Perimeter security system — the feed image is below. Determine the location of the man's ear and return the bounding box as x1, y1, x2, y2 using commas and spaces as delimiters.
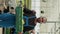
34, 18, 38, 24
37, 17, 41, 23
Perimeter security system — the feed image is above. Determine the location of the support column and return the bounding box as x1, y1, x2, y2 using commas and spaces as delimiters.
15, 0, 23, 33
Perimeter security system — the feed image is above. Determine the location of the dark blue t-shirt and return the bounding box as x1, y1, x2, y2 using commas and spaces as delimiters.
0, 13, 15, 28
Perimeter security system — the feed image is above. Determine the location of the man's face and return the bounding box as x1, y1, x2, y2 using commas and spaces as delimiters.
10, 8, 16, 14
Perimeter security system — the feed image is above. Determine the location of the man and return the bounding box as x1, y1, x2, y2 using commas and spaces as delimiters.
9, 7, 15, 14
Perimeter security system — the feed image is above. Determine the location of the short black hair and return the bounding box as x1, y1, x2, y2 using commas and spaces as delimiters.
41, 11, 44, 14
11, 7, 14, 9
4, 6, 9, 13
